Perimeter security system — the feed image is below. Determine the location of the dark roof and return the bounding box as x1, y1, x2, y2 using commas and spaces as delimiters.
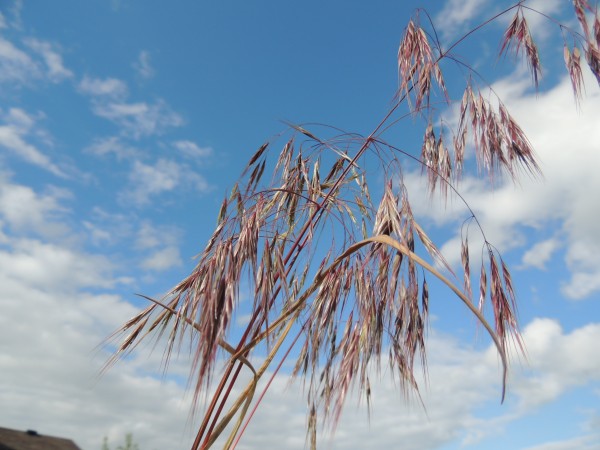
0, 427, 81, 450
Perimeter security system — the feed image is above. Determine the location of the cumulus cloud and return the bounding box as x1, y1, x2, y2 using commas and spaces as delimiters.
120, 158, 211, 207
0, 170, 195, 449
0, 235, 197, 450
405, 72, 600, 299
0, 177, 71, 238
0, 238, 117, 291
513, 319, 600, 409
2, 204, 598, 450
205, 319, 600, 450
521, 238, 560, 269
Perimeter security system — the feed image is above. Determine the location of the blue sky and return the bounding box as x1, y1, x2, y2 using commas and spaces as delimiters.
0, 0, 599, 449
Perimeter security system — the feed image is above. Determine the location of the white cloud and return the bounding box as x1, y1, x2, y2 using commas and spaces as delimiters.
173, 140, 213, 160
132, 50, 154, 79
435, 0, 489, 39
0, 235, 197, 450
0, 176, 71, 238
0, 33, 73, 85
0, 36, 40, 83
406, 72, 600, 299
513, 319, 600, 409
93, 100, 184, 139
5, 106, 35, 128
135, 221, 183, 271
436, 0, 564, 42
78, 76, 128, 99
23, 38, 72, 82
82, 220, 113, 246
0, 108, 65, 176
120, 158, 211, 207
205, 318, 600, 450
140, 246, 182, 271
80, 210, 185, 277
80, 207, 135, 248
135, 221, 181, 250
0, 238, 118, 292
83, 136, 140, 160
523, 434, 600, 450
2, 211, 598, 450
518, 0, 564, 39
521, 238, 560, 269
7, 0, 23, 29
0, 167, 195, 449
78, 73, 182, 140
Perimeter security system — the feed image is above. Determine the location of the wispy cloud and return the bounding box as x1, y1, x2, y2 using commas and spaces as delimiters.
0, 107, 65, 176
92, 100, 184, 139
0, 36, 40, 84
23, 38, 72, 82
0, 32, 73, 85
81, 207, 135, 248
173, 139, 213, 160
522, 434, 600, 450
119, 158, 211, 207
133, 50, 154, 79
135, 221, 183, 271
78, 76, 128, 99
83, 136, 141, 161
78, 74, 183, 139
435, 0, 489, 39
135, 221, 181, 250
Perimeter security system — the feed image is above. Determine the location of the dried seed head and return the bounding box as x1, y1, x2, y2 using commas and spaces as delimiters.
573, 0, 593, 39
461, 237, 472, 300
586, 44, 600, 86
463, 87, 540, 181
564, 44, 585, 104
595, 12, 600, 48
500, 9, 542, 88
398, 19, 447, 112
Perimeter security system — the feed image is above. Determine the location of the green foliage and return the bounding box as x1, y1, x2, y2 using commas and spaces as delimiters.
102, 433, 140, 450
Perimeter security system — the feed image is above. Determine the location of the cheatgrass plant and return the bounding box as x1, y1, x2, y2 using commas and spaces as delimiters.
107, 2, 600, 449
